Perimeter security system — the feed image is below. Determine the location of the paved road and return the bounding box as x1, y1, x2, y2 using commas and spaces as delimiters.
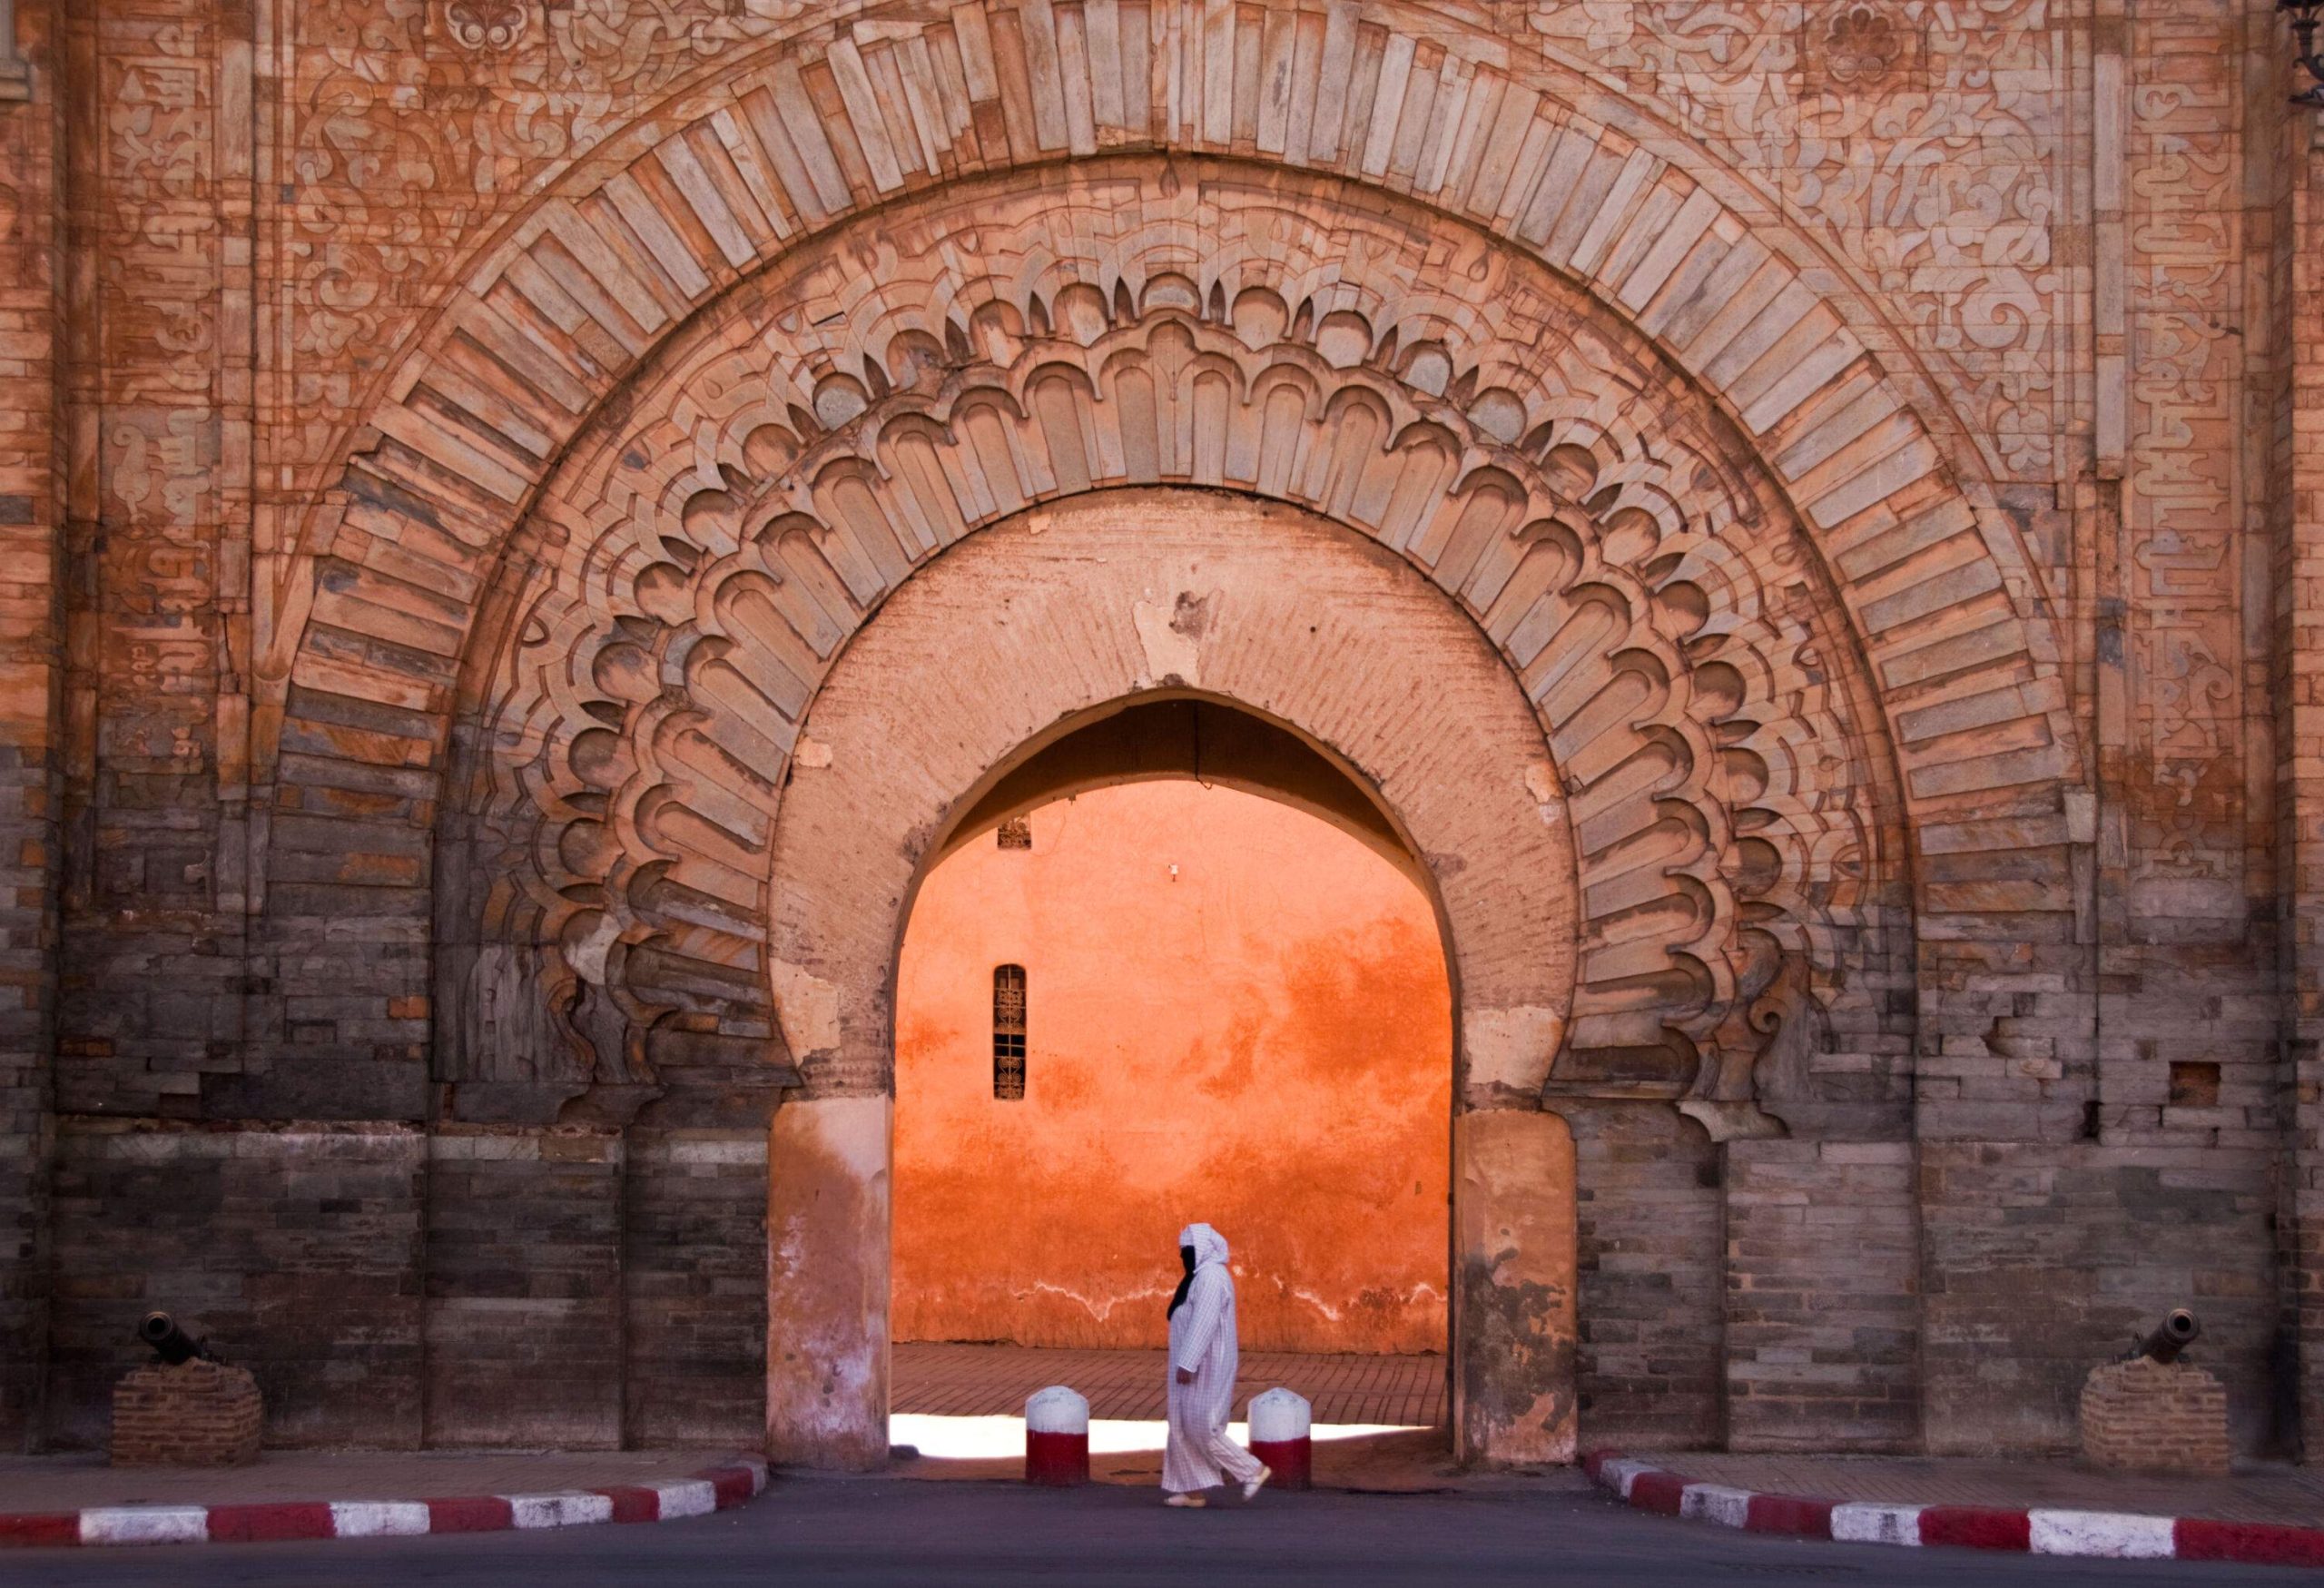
0, 1476, 2303, 1585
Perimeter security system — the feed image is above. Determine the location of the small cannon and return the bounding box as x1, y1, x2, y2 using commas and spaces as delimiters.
136, 1311, 213, 1366
2132, 1307, 2200, 1366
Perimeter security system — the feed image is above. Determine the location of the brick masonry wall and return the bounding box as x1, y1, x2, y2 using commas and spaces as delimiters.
624, 1131, 769, 1448
2283, 94, 2324, 1461
39, 1119, 773, 1452
3, 0, 2321, 1464
1921, 1143, 2279, 1456
43, 1119, 422, 1450
1562, 1103, 1724, 1449
1725, 1141, 1920, 1453
53, 0, 239, 1126
424, 1126, 624, 1450
0, 0, 60, 1453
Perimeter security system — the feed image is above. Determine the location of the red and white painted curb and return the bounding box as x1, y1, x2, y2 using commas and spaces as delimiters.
1585, 1450, 2324, 1569
0, 1456, 768, 1550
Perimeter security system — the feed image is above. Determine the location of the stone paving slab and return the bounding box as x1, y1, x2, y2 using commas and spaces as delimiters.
1632, 1452, 2324, 1529
0, 1449, 750, 1514
891, 1343, 1445, 1425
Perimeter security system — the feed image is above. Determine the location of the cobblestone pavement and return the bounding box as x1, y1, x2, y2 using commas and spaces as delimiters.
0, 1449, 747, 1514
891, 1343, 1445, 1425
1631, 1451, 2324, 1529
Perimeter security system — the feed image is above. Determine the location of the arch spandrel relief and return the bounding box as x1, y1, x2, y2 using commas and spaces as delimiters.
287, 0, 2064, 521
434, 161, 1912, 1129
282, 1, 2081, 838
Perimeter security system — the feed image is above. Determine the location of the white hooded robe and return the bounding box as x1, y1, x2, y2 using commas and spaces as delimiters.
1162, 1222, 1264, 1494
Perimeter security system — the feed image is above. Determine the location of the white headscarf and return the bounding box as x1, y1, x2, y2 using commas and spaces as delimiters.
1178, 1222, 1229, 1269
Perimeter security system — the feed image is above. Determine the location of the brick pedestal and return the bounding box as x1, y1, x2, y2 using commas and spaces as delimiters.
111, 1360, 262, 1466
2077, 1357, 2230, 1476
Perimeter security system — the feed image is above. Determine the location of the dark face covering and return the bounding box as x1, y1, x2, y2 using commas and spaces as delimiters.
1167, 1243, 1196, 1320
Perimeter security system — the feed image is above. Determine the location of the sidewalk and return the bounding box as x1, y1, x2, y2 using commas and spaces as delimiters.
0, 1449, 767, 1549
893, 1342, 1445, 1425
1588, 1448, 2324, 1567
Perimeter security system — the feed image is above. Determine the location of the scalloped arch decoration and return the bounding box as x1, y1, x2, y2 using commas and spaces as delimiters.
265, 1, 2087, 1120
430, 163, 1914, 1111
276, 0, 2078, 849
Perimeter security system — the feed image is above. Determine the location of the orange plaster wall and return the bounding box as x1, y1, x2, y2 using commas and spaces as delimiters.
891, 780, 1452, 1355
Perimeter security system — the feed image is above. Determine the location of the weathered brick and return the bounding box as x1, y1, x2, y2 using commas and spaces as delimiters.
2080, 1356, 2233, 1477
111, 1360, 262, 1467
0, 0, 2312, 1471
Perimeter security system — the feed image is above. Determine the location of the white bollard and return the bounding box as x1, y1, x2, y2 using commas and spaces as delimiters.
1025, 1385, 1089, 1486
1247, 1387, 1312, 1490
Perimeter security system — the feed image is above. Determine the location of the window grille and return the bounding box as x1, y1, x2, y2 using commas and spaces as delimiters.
992, 964, 1027, 1099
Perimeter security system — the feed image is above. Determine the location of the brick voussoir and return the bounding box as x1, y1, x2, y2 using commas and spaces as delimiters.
1587, 1452, 2324, 1567
0, 1457, 766, 1549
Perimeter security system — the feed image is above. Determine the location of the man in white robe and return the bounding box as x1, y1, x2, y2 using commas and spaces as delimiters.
1161, 1222, 1269, 1506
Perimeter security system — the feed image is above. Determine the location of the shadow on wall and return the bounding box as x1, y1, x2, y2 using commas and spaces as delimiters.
892, 781, 1452, 1355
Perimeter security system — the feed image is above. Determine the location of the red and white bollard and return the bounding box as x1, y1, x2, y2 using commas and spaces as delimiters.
1247, 1387, 1312, 1491
1024, 1386, 1089, 1486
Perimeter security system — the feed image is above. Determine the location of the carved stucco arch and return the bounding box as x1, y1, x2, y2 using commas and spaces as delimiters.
430, 160, 1914, 1134
273, 3, 2082, 884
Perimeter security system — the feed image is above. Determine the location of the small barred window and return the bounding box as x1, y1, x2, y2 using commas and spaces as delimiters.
992, 964, 1027, 1100
997, 816, 1032, 850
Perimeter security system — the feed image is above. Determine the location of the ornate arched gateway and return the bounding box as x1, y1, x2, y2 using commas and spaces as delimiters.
245, 4, 2088, 1462
438, 162, 1915, 1115
29, 0, 2324, 1479
406, 155, 1939, 1465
